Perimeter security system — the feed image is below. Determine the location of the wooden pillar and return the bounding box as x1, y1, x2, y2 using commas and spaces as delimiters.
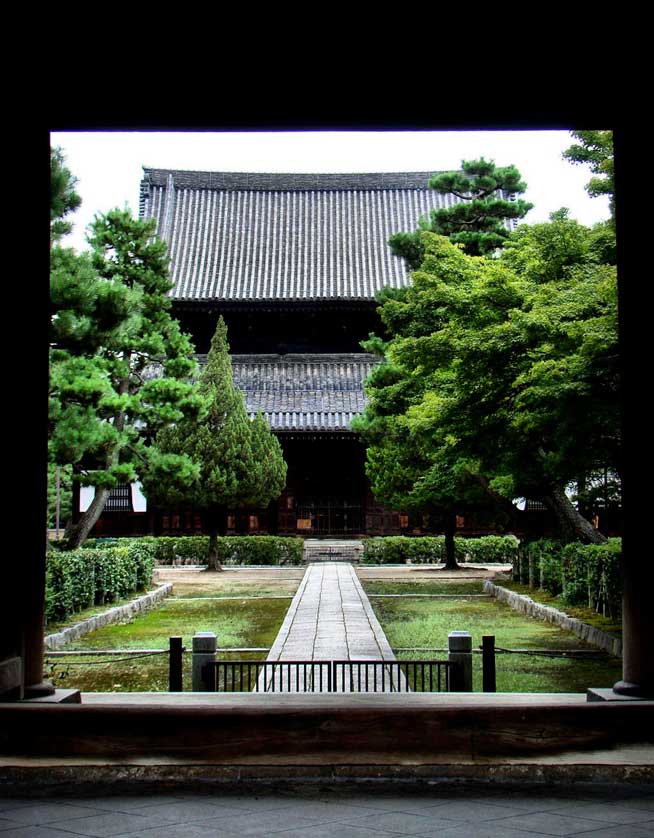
613, 543, 654, 697
612, 129, 653, 699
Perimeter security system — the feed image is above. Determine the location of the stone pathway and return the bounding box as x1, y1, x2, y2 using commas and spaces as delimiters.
260, 563, 401, 692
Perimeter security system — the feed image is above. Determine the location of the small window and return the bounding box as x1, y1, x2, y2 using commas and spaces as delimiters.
104, 483, 132, 512
249, 515, 259, 531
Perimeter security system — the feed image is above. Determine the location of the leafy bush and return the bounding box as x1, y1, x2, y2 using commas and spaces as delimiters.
117, 535, 305, 566
462, 535, 520, 563
517, 537, 622, 620
45, 542, 156, 624
560, 539, 622, 618
361, 535, 518, 565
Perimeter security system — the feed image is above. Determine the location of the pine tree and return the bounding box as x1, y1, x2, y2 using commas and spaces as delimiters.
50, 207, 204, 548
563, 130, 614, 221
50, 147, 81, 245
390, 158, 533, 268
143, 317, 287, 570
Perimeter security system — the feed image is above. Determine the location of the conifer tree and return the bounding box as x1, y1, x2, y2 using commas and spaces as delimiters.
50, 147, 82, 245
50, 206, 204, 548
143, 317, 287, 570
563, 130, 615, 221
390, 158, 533, 268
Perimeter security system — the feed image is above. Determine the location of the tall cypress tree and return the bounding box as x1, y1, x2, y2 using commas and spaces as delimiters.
144, 317, 287, 570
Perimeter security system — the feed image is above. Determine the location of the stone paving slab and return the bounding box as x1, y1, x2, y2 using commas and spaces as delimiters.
0, 787, 652, 837
260, 563, 401, 692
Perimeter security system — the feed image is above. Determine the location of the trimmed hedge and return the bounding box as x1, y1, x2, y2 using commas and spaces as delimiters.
514, 538, 622, 619
361, 535, 519, 565
131, 535, 305, 567
45, 542, 156, 624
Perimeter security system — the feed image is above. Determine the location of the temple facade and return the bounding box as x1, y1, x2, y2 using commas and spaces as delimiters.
84, 168, 528, 539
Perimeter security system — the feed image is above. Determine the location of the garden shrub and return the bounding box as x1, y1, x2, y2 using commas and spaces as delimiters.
560, 539, 622, 618
117, 535, 305, 566
216, 536, 304, 566
522, 539, 564, 593
463, 535, 519, 564
517, 537, 622, 620
45, 542, 157, 624
361, 535, 518, 565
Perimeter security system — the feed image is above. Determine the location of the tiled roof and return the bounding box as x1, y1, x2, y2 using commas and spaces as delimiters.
198, 353, 379, 431
140, 168, 466, 302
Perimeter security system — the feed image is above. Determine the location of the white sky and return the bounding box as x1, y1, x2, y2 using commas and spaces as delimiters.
50, 130, 610, 253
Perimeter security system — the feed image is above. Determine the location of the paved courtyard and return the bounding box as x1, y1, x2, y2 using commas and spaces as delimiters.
0, 785, 653, 837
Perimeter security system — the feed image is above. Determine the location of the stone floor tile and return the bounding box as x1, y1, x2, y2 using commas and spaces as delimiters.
611, 798, 654, 811
338, 810, 444, 835
413, 824, 544, 838
116, 825, 233, 838
114, 800, 250, 823
0, 803, 107, 826
547, 802, 654, 825
188, 796, 315, 812
270, 824, 404, 838
561, 825, 654, 838
483, 795, 596, 812
416, 800, 531, 821
330, 796, 452, 814
208, 809, 335, 835
256, 800, 385, 822
0, 827, 97, 838
73, 796, 188, 813
33, 810, 175, 837
488, 811, 628, 836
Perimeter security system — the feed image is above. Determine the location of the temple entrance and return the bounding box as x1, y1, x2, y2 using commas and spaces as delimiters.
277, 433, 367, 537
295, 498, 364, 536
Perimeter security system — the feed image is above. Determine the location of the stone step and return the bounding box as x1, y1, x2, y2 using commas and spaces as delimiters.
303, 540, 364, 563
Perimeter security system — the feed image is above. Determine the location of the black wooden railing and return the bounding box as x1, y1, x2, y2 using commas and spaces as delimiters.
204, 659, 455, 693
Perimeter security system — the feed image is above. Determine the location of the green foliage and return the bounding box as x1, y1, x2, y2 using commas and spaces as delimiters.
361, 212, 619, 544
560, 539, 622, 618
389, 158, 533, 266
361, 535, 518, 565
50, 200, 204, 547
517, 538, 622, 619
50, 147, 81, 244
119, 536, 304, 566
143, 318, 286, 567
563, 131, 615, 220
45, 542, 156, 623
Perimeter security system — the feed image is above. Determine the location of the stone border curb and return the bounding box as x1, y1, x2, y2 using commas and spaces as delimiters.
1, 762, 652, 794
44, 584, 173, 650
484, 581, 622, 657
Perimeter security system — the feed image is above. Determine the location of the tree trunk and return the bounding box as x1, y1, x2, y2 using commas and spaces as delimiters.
205, 505, 227, 571
468, 472, 525, 530
63, 377, 131, 550
442, 513, 460, 570
541, 485, 607, 545
63, 486, 111, 549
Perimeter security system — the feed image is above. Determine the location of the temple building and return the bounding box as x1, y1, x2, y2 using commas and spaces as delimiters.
84, 168, 521, 538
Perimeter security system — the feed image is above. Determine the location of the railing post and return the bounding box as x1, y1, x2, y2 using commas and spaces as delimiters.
448, 631, 473, 692
192, 631, 217, 691
168, 636, 184, 692
482, 634, 496, 693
